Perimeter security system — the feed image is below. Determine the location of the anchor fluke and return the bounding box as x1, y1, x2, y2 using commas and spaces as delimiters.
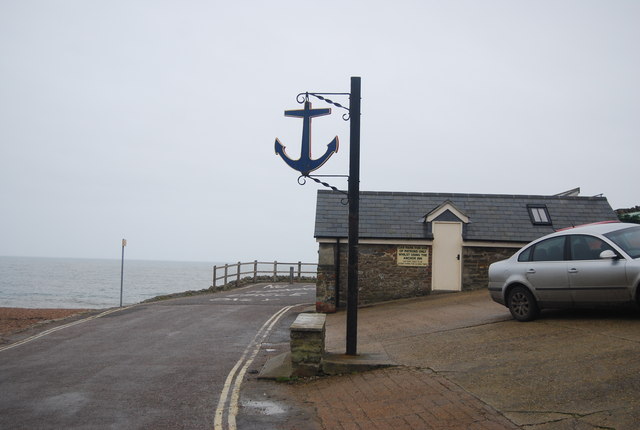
275, 136, 339, 176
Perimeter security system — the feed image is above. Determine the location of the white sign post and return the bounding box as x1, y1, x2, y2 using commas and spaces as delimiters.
120, 239, 127, 307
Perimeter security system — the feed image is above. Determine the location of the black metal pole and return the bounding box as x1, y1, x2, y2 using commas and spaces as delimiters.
346, 76, 361, 356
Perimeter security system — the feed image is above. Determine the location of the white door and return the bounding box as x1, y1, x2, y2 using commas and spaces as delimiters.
432, 222, 463, 291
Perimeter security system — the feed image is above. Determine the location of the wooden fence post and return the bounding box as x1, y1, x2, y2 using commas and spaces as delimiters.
253, 260, 258, 283
236, 261, 241, 287
273, 261, 277, 282
297, 261, 302, 281
224, 264, 228, 286
213, 265, 217, 288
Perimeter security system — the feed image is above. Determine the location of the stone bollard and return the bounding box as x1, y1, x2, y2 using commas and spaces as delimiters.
290, 313, 326, 377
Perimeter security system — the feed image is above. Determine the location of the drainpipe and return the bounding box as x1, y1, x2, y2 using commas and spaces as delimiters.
335, 238, 341, 309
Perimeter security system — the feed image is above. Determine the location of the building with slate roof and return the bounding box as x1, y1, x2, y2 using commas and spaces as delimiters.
314, 189, 617, 312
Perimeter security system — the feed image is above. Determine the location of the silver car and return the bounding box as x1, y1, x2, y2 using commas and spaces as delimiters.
489, 222, 640, 321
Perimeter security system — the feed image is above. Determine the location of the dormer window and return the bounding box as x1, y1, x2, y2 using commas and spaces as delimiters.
528, 205, 551, 225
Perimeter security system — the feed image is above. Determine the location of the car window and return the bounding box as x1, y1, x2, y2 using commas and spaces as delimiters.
569, 235, 616, 260
605, 226, 640, 259
517, 246, 532, 262
531, 236, 566, 261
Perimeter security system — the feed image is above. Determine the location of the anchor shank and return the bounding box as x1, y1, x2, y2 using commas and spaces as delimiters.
300, 101, 313, 163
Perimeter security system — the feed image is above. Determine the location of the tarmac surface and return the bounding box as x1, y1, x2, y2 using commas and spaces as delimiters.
3, 285, 640, 429
0, 283, 315, 429
245, 289, 640, 430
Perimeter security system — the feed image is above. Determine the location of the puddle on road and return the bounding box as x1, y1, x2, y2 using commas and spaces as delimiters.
262, 342, 286, 354
242, 400, 286, 416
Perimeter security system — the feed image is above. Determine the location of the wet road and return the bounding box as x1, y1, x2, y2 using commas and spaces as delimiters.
0, 282, 314, 429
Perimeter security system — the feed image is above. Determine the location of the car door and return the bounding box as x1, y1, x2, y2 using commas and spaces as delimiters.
568, 235, 630, 303
524, 236, 571, 306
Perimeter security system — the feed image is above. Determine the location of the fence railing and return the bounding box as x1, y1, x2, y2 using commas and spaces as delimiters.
212, 260, 317, 288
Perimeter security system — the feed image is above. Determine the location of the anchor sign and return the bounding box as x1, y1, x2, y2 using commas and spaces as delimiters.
275, 101, 339, 176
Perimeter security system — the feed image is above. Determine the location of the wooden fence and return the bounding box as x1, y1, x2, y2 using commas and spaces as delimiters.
212, 260, 317, 288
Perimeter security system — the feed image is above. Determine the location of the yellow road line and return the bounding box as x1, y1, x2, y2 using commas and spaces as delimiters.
214, 305, 295, 430
227, 305, 294, 429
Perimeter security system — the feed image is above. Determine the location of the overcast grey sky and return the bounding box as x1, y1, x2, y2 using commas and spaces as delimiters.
1, 1, 638, 263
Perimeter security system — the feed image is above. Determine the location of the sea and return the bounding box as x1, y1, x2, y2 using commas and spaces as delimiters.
0, 256, 224, 309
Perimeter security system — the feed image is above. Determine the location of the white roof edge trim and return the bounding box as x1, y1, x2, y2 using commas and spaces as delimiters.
463, 241, 526, 248
316, 238, 524, 248
316, 238, 433, 245
425, 201, 469, 223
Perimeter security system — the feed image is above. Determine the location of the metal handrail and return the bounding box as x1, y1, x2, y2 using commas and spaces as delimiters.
212, 260, 317, 288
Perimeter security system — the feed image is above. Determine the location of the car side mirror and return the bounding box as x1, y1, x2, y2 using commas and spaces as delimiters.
599, 250, 617, 259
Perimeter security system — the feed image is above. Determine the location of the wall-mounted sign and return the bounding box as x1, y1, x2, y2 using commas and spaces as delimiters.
397, 245, 429, 267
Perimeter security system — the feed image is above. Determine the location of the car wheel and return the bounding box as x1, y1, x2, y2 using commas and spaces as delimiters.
507, 286, 539, 322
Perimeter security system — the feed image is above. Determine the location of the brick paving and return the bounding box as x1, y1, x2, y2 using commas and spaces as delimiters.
252, 290, 640, 429
292, 366, 518, 430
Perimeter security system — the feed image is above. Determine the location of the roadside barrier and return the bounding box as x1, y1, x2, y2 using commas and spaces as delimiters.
212, 260, 317, 288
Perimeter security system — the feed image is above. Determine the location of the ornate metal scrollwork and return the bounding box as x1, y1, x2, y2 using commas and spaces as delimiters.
297, 174, 349, 204
296, 92, 351, 121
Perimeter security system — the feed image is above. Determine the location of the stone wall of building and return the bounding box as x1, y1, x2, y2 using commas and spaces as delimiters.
462, 246, 518, 290
316, 242, 338, 313
316, 242, 432, 312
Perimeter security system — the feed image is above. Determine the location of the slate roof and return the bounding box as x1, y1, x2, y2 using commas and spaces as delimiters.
314, 190, 618, 243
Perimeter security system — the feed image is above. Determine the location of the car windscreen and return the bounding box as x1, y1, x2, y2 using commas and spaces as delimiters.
604, 226, 640, 259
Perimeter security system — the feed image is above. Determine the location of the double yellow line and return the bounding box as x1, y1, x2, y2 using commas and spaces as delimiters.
214, 304, 296, 430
